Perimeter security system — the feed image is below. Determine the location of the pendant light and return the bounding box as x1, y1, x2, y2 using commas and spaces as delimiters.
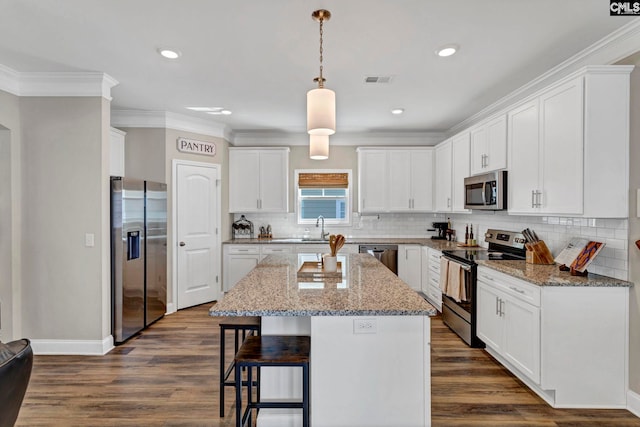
307, 9, 336, 137
309, 134, 329, 160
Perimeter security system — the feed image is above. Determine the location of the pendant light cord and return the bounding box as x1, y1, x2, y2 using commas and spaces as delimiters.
318, 15, 325, 88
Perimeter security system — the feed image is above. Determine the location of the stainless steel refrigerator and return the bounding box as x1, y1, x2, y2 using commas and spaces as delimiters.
111, 177, 167, 344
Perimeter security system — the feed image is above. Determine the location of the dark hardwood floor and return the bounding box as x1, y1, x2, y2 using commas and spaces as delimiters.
14, 303, 640, 426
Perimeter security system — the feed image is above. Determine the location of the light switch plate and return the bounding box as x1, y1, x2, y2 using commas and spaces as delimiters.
85, 233, 95, 247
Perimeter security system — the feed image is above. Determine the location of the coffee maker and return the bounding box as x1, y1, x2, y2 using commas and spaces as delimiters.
431, 222, 449, 240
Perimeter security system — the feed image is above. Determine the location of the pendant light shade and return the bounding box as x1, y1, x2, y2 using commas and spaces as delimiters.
309, 134, 329, 160
307, 87, 336, 135
307, 9, 336, 139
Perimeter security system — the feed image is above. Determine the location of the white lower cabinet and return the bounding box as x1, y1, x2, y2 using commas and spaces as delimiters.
398, 245, 421, 291
223, 245, 260, 291
477, 270, 540, 383
477, 266, 628, 408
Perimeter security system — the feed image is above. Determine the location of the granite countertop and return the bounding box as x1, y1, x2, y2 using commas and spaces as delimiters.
477, 260, 633, 287
224, 237, 461, 251
209, 253, 437, 317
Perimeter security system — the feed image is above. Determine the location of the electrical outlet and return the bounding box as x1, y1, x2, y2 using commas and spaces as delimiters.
353, 318, 377, 334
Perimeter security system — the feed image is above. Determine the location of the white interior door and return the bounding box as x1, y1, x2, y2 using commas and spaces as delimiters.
175, 162, 220, 309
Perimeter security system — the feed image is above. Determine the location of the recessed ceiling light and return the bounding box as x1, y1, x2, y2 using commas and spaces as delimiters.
391, 108, 405, 115
436, 44, 459, 57
158, 48, 181, 59
186, 107, 232, 115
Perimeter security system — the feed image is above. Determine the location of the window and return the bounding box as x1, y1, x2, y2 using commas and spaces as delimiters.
296, 170, 351, 226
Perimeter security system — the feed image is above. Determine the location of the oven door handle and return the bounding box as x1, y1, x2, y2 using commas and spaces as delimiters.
443, 257, 471, 271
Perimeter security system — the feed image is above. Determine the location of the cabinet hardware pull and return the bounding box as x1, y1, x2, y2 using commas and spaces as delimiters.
496, 297, 500, 315
531, 190, 535, 208
509, 286, 526, 294
481, 274, 494, 281
500, 299, 505, 317
447, 197, 451, 208
536, 191, 542, 208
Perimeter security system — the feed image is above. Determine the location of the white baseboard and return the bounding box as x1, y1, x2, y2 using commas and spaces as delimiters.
628, 389, 640, 418
31, 335, 114, 356
166, 302, 176, 314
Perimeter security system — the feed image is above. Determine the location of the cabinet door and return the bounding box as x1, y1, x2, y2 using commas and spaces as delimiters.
486, 115, 507, 171
435, 141, 452, 212
451, 133, 470, 212
358, 150, 388, 212
397, 245, 421, 291
476, 282, 503, 351
224, 255, 260, 291
229, 150, 261, 212
259, 150, 289, 212
508, 100, 540, 214
539, 78, 583, 215
388, 151, 412, 211
410, 150, 434, 211
109, 128, 125, 177
469, 126, 487, 176
421, 247, 430, 293
503, 296, 541, 384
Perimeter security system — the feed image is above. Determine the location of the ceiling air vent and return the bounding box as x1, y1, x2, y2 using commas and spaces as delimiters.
364, 76, 393, 84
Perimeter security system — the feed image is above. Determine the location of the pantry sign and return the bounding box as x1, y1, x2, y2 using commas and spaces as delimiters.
177, 137, 216, 156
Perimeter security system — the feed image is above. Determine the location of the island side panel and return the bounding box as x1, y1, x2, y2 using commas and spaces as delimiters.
311, 315, 431, 427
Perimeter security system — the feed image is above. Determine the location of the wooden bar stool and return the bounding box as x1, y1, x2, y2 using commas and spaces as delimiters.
219, 316, 261, 417
234, 335, 310, 427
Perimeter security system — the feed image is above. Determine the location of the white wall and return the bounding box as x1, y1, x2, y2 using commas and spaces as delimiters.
0, 90, 22, 341
620, 52, 640, 397
19, 96, 108, 342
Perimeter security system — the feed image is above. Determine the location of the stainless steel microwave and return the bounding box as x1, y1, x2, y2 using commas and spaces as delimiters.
464, 171, 507, 210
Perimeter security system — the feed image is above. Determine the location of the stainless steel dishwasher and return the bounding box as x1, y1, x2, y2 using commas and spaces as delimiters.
358, 245, 398, 274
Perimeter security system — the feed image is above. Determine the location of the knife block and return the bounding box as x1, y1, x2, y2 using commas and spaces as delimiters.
525, 241, 555, 265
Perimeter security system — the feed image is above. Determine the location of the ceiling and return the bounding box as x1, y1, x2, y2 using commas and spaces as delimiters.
0, 1, 636, 137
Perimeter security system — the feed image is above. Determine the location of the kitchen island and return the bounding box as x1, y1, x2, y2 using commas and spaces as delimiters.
210, 253, 436, 427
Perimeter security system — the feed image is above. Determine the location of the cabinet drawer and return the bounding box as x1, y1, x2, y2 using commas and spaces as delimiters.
477, 267, 541, 307
261, 245, 293, 255
428, 251, 442, 263
227, 245, 260, 255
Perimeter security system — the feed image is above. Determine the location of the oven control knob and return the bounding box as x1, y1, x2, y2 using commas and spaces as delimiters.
485, 232, 493, 239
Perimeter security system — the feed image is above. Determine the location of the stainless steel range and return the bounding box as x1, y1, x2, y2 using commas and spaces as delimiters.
440, 229, 527, 347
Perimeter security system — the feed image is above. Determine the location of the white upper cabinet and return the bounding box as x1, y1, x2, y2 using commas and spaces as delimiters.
451, 132, 470, 212
109, 127, 126, 177
358, 147, 434, 213
508, 66, 631, 217
358, 149, 388, 213
434, 140, 452, 212
470, 115, 507, 175
508, 78, 584, 216
435, 133, 470, 213
229, 147, 289, 213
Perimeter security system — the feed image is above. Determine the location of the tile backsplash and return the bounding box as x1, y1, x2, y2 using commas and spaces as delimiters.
237, 211, 629, 280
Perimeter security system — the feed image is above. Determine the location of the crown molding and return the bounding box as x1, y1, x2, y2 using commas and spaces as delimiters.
449, 19, 640, 135
0, 64, 118, 99
232, 130, 446, 147
0, 64, 20, 95
111, 110, 233, 141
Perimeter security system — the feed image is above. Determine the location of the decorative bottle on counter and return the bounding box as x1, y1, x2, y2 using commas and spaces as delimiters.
469, 224, 474, 245
465, 224, 469, 245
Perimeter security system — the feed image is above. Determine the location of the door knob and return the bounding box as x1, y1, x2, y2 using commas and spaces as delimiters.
179, 241, 186, 247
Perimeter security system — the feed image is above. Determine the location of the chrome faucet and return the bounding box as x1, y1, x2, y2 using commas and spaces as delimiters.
316, 215, 329, 240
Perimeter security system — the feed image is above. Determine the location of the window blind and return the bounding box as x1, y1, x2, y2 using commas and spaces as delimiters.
298, 172, 348, 189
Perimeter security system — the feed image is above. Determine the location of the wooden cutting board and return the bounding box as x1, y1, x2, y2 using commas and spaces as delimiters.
297, 261, 342, 279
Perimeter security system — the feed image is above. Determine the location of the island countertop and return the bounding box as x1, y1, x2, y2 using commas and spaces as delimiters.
209, 253, 437, 317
